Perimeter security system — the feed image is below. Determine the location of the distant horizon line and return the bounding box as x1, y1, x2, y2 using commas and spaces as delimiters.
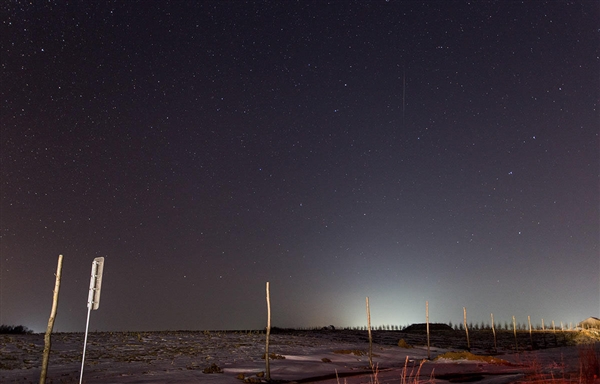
14, 320, 595, 335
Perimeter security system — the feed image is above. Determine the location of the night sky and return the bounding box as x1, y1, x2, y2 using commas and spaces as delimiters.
1, 1, 598, 333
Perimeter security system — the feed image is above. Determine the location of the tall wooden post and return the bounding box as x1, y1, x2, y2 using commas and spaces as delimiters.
265, 282, 271, 380
512, 316, 518, 351
463, 307, 470, 351
528, 315, 533, 348
491, 313, 497, 352
426, 301, 430, 360
40, 255, 63, 384
366, 297, 373, 369
541, 318, 546, 347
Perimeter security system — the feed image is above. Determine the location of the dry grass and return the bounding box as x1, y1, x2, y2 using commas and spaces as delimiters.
578, 343, 599, 384
572, 330, 600, 345
333, 349, 367, 356
434, 350, 510, 364
261, 352, 286, 360
399, 357, 433, 384
519, 342, 599, 384
363, 357, 433, 384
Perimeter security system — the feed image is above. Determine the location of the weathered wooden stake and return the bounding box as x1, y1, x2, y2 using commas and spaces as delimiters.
491, 313, 497, 352
366, 297, 373, 369
463, 307, 470, 351
512, 316, 518, 352
426, 301, 430, 360
541, 318, 546, 347
265, 282, 271, 380
40, 254, 63, 384
528, 315, 533, 348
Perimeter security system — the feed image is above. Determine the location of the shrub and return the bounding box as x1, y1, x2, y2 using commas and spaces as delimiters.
333, 349, 366, 356
202, 363, 223, 373
262, 352, 285, 360
435, 351, 509, 365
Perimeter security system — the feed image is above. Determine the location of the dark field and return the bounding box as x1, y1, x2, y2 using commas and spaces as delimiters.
1, 328, 598, 383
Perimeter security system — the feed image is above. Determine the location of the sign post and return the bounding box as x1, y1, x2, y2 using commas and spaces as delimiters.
79, 257, 105, 384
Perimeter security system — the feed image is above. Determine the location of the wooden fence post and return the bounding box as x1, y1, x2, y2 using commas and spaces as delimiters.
366, 297, 373, 369
528, 315, 533, 349
265, 282, 271, 380
491, 313, 497, 352
426, 301, 430, 360
40, 255, 63, 384
512, 316, 518, 352
541, 318, 546, 347
463, 307, 470, 351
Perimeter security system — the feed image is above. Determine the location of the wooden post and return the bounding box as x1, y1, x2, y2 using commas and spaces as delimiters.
366, 297, 373, 369
491, 313, 497, 352
463, 307, 470, 351
528, 315, 533, 349
40, 255, 63, 384
541, 318, 546, 347
265, 282, 271, 380
426, 301, 430, 360
512, 316, 518, 352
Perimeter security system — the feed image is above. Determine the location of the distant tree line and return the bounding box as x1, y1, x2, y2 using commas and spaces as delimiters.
0, 324, 34, 334
273, 320, 574, 332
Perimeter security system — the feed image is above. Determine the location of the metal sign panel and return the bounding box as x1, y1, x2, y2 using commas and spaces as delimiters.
87, 257, 105, 310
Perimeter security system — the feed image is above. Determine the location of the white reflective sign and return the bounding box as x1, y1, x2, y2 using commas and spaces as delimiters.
87, 257, 104, 310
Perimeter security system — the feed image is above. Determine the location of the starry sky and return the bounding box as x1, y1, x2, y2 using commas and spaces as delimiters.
1, 1, 598, 333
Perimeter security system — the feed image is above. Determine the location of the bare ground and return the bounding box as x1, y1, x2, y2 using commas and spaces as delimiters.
1, 329, 598, 383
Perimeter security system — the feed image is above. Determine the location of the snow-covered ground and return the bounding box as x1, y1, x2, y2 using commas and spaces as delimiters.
1, 329, 597, 383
